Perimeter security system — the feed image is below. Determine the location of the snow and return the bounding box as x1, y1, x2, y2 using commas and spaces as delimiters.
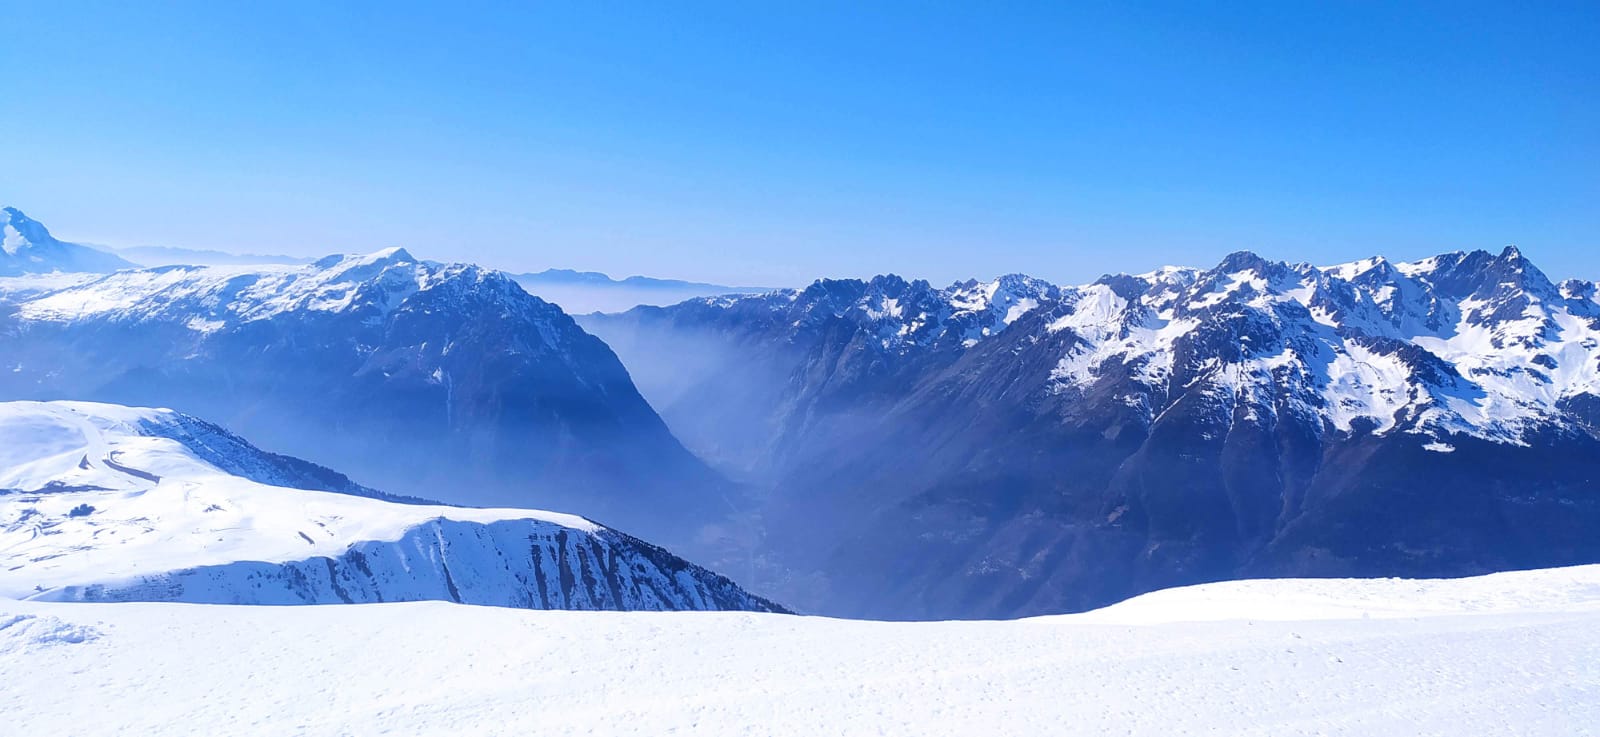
1321, 255, 1389, 282
1002, 296, 1038, 324
1030, 248, 1600, 441
2, 565, 1597, 736
1046, 283, 1123, 333
12, 248, 455, 326
1322, 341, 1412, 433
1047, 287, 1194, 391
0, 272, 101, 297
0, 400, 601, 600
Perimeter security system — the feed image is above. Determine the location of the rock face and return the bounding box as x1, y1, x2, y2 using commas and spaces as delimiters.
0, 207, 135, 276
0, 401, 784, 613
0, 239, 730, 544
584, 247, 1600, 619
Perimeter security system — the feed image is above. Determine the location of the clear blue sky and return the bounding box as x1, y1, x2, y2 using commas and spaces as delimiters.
3, 1, 1596, 286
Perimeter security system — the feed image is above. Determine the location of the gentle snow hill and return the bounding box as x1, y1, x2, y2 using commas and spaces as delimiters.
3, 565, 1598, 736
0, 401, 782, 612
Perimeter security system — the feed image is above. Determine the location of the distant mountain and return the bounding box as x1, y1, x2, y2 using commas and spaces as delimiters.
101, 243, 314, 267
512, 268, 769, 314
584, 246, 1600, 618
0, 400, 783, 612
0, 229, 734, 548
0, 207, 135, 276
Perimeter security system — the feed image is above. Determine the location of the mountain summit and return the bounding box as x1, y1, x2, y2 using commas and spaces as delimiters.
0, 207, 135, 276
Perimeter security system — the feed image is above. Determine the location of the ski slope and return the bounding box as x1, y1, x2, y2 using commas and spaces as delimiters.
4, 565, 1598, 736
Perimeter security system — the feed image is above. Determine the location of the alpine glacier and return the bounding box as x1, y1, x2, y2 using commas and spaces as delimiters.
0, 401, 781, 612
3, 564, 1596, 736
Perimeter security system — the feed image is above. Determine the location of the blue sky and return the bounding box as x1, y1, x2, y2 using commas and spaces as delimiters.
3, 1, 1596, 286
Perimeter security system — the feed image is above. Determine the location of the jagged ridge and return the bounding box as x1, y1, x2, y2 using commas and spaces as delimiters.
583, 246, 1600, 619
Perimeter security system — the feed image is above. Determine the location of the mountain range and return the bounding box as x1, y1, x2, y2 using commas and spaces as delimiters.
5, 204, 1598, 620
584, 246, 1600, 618
93, 243, 315, 268
511, 268, 768, 314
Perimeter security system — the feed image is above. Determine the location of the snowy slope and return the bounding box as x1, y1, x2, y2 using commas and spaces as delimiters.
0, 207, 134, 276
3, 565, 1597, 736
0, 401, 781, 612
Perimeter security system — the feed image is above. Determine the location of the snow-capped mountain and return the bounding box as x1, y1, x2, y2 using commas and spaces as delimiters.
0, 236, 731, 546
0, 207, 134, 276
584, 246, 1600, 618
0, 401, 782, 612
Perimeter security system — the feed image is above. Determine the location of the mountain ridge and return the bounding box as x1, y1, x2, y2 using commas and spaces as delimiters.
583, 244, 1600, 618
512, 267, 772, 314
0, 400, 783, 612
0, 238, 737, 549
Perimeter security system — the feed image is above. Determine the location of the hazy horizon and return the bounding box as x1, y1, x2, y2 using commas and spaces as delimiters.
5, 3, 1596, 286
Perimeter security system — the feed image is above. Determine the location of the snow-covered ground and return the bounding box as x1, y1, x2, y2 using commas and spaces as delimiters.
4, 565, 1597, 736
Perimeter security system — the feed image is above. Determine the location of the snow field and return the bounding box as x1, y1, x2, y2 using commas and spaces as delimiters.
4, 565, 1599, 736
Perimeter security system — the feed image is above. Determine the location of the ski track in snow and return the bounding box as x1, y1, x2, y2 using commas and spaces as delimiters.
3, 565, 1599, 736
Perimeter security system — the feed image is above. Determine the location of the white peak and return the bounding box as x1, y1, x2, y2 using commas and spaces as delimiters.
1394, 255, 1443, 278
1321, 255, 1393, 281
1141, 265, 1189, 279
321, 247, 416, 268
369, 246, 415, 262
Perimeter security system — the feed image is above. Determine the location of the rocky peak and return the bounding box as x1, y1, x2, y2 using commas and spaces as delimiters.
1, 207, 54, 254
0, 208, 136, 275
1211, 250, 1289, 278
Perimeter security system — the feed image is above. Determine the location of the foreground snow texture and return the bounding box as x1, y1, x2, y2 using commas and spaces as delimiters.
0, 401, 779, 612
3, 566, 1598, 736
